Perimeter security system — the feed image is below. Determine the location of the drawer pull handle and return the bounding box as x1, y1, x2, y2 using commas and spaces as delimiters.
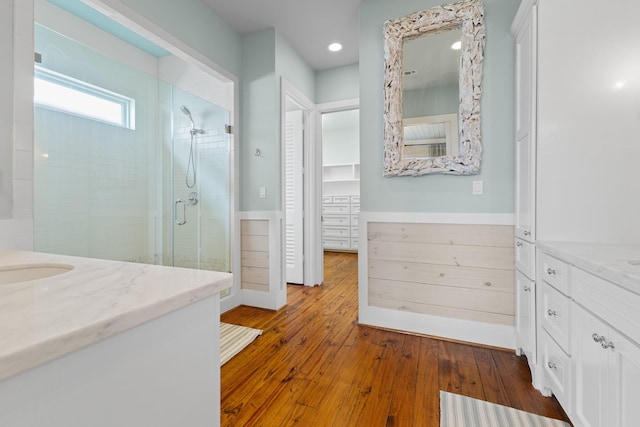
592, 333, 606, 344
546, 268, 557, 276
523, 285, 531, 292
547, 309, 557, 317
547, 361, 558, 370
516, 242, 523, 247
601, 340, 615, 350
524, 230, 531, 236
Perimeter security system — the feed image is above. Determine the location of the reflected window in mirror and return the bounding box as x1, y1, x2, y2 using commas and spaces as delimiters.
383, 0, 485, 177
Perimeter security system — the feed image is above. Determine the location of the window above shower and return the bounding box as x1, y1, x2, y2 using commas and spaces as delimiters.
34, 66, 136, 130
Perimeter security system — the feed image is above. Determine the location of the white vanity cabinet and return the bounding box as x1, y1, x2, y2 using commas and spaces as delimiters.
536, 243, 640, 427
572, 269, 640, 427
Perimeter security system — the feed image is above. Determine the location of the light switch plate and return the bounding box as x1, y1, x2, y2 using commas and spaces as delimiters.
472, 180, 483, 195
259, 186, 266, 199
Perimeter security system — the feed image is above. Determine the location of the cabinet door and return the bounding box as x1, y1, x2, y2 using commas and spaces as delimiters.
608, 329, 640, 427
514, 5, 537, 242
516, 271, 536, 364
573, 305, 608, 427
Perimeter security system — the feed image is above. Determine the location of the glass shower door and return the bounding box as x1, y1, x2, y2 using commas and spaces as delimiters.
170, 87, 230, 272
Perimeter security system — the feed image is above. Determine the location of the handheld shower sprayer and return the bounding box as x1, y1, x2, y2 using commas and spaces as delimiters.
180, 104, 205, 189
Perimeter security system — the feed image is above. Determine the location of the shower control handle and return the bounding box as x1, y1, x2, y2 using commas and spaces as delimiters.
175, 199, 187, 225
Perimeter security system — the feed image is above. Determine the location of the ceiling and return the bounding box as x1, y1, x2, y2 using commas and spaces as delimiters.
201, 0, 361, 71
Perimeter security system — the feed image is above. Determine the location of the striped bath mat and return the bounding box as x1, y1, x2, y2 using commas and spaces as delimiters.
220, 322, 262, 365
440, 391, 570, 427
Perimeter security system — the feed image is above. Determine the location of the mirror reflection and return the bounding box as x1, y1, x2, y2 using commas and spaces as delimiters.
402, 27, 461, 159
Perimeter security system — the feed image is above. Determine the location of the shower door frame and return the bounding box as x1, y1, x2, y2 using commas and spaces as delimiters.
84, 0, 241, 311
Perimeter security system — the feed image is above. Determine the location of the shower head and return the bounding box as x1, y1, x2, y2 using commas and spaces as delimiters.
180, 105, 195, 127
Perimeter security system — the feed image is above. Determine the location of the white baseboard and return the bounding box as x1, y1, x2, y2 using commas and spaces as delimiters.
359, 305, 515, 349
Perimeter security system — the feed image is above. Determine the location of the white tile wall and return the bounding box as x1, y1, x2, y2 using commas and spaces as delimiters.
0, 0, 34, 250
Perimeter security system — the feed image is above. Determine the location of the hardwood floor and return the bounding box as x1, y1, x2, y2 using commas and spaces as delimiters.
221, 252, 571, 426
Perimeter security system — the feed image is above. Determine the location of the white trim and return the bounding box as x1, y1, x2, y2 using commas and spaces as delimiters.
316, 98, 360, 283
280, 78, 318, 287
237, 211, 286, 310
358, 211, 516, 349
510, 0, 539, 37
359, 306, 515, 349
361, 211, 515, 225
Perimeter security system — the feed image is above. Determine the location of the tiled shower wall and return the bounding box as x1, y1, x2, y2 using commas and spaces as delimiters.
0, 0, 35, 250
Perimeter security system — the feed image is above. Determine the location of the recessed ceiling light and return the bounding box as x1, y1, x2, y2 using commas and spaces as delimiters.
451, 41, 462, 50
327, 42, 343, 52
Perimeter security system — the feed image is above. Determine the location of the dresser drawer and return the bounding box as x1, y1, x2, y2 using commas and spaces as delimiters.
350, 195, 360, 204
515, 238, 535, 280
350, 238, 358, 249
332, 195, 351, 204
323, 237, 350, 249
322, 204, 349, 215
573, 267, 640, 345
351, 227, 358, 238
323, 215, 349, 226
322, 196, 333, 204
350, 203, 360, 214
539, 252, 570, 295
351, 215, 359, 227
540, 330, 571, 411
540, 281, 572, 354
323, 227, 350, 238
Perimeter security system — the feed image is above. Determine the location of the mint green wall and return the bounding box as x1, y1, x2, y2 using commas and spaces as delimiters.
275, 31, 315, 103
360, 0, 517, 213
239, 29, 315, 212
240, 29, 277, 211
315, 64, 359, 104
117, 0, 241, 75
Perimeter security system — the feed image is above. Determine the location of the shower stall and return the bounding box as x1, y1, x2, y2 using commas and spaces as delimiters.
33, 23, 231, 275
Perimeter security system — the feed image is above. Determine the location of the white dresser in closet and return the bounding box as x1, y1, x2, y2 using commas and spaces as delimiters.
322, 195, 359, 251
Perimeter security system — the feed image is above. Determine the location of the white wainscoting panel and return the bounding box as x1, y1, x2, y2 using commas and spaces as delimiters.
238, 212, 286, 310
359, 212, 516, 349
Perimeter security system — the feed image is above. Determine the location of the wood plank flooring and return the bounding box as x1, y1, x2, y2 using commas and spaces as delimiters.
221, 252, 571, 426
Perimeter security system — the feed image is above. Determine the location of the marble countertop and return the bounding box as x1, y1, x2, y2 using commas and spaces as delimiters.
0, 250, 232, 381
536, 241, 640, 295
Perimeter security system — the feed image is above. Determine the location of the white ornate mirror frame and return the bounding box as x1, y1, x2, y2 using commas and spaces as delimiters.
383, 0, 485, 176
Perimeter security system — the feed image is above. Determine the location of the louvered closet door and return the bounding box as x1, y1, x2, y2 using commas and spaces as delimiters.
285, 109, 304, 284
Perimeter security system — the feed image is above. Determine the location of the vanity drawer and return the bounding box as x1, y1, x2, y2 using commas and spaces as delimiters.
351, 215, 359, 226
540, 281, 572, 354
322, 204, 349, 215
539, 252, 570, 295
351, 227, 359, 238
332, 195, 351, 204
322, 226, 350, 238
350, 195, 360, 204
350, 203, 360, 214
573, 267, 640, 345
540, 330, 571, 411
323, 237, 350, 250
350, 238, 358, 249
323, 215, 349, 226
515, 238, 535, 280
322, 196, 333, 204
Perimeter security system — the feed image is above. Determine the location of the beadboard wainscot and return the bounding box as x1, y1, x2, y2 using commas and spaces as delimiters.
238, 211, 286, 310
359, 212, 516, 348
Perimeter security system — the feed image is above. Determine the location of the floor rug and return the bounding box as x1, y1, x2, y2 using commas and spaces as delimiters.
220, 322, 262, 366
440, 391, 571, 427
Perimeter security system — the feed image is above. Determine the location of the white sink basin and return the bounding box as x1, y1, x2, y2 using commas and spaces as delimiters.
0, 263, 74, 285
